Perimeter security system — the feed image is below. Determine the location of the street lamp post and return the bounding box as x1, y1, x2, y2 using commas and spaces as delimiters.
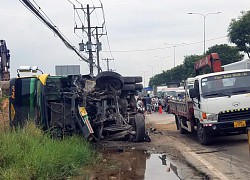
154, 56, 169, 71
164, 43, 185, 68
164, 44, 177, 67
140, 71, 149, 87
148, 65, 154, 77
147, 65, 158, 78
188, 12, 222, 54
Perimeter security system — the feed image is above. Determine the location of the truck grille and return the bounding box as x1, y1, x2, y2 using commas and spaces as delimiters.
218, 108, 250, 122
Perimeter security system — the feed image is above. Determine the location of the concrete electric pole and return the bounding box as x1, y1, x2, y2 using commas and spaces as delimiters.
74, 4, 105, 75
103, 58, 114, 71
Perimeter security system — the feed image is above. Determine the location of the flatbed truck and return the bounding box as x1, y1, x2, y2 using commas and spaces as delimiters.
169, 53, 250, 145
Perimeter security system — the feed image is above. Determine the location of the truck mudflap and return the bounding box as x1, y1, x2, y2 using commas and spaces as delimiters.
202, 120, 250, 135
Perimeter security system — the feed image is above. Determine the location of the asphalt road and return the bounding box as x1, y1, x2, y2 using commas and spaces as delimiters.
146, 112, 250, 180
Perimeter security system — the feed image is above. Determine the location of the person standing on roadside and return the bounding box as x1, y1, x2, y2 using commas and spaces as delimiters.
146, 94, 152, 114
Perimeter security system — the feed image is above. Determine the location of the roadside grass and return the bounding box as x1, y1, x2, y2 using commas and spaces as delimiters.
0, 122, 98, 179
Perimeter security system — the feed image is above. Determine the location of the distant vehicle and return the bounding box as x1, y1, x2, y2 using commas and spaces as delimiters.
222, 59, 250, 71
157, 86, 184, 98
185, 78, 195, 99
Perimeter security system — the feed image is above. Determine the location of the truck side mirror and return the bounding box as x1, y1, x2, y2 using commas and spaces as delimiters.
189, 88, 197, 98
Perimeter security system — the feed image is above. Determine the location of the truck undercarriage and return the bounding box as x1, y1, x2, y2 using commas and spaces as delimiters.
9, 71, 148, 142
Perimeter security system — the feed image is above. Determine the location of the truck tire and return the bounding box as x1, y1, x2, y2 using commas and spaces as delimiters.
123, 76, 142, 84
135, 84, 143, 91
96, 71, 124, 91
175, 115, 179, 130
177, 116, 189, 134
134, 114, 146, 142
197, 121, 211, 145
122, 84, 135, 91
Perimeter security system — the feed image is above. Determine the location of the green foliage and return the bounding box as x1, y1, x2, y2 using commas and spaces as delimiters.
149, 54, 202, 86
206, 44, 244, 65
149, 44, 243, 87
0, 122, 97, 179
228, 11, 250, 58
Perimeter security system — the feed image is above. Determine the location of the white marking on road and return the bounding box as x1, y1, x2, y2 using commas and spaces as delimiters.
185, 146, 229, 180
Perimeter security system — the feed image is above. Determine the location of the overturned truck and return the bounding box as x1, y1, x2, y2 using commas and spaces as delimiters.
9, 70, 147, 142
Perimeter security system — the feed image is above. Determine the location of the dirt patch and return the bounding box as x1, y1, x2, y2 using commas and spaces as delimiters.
154, 122, 177, 131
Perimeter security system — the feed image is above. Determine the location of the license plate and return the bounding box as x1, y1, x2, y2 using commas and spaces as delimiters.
234, 121, 246, 128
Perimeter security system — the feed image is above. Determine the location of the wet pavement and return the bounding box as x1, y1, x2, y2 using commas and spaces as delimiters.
72, 113, 206, 180
144, 153, 182, 180
73, 148, 204, 180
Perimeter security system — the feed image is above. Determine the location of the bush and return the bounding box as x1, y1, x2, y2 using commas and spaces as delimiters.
0, 122, 97, 179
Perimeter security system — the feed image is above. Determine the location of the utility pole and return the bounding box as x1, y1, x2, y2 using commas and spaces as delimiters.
74, 4, 105, 75
86, 4, 94, 75
96, 27, 101, 74
103, 58, 114, 71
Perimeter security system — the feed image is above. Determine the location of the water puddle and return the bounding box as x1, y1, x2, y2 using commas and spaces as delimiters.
73, 148, 199, 180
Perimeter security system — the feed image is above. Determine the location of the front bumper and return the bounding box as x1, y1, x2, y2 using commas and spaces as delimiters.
202, 120, 250, 135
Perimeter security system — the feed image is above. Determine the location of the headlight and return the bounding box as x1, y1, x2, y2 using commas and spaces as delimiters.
206, 113, 218, 121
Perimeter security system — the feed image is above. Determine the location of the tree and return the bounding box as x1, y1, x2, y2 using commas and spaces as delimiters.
149, 55, 201, 86
228, 11, 250, 58
149, 44, 243, 87
206, 44, 244, 65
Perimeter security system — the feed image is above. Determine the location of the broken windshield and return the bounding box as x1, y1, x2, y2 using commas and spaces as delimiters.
201, 72, 250, 98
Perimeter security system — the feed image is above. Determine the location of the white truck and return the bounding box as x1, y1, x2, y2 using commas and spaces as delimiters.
223, 59, 250, 71
169, 53, 250, 145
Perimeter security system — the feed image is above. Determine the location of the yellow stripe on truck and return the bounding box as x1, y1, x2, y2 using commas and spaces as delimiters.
38, 74, 49, 85
221, 108, 250, 114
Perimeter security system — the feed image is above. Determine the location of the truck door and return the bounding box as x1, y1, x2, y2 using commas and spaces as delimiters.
192, 80, 201, 121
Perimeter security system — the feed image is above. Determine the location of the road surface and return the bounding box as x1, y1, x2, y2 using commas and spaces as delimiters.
146, 112, 250, 179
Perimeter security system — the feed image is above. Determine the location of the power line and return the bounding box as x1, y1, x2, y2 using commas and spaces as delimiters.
74, 0, 82, 6
177, 36, 227, 47
19, 0, 89, 63
102, 36, 227, 53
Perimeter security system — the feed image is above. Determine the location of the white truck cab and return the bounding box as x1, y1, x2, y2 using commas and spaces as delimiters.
189, 69, 250, 144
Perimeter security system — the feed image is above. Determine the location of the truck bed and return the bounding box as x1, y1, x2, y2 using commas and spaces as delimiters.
169, 99, 193, 119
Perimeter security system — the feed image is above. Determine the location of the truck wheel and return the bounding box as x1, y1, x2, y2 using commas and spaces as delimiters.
134, 114, 146, 142
135, 84, 143, 91
122, 84, 135, 91
123, 76, 142, 84
177, 116, 189, 134
197, 121, 211, 145
96, 71, 124, 91
175, 115, 179, 130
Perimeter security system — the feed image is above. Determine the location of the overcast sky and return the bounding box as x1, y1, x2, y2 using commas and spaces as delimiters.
1, 0, 250, 86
